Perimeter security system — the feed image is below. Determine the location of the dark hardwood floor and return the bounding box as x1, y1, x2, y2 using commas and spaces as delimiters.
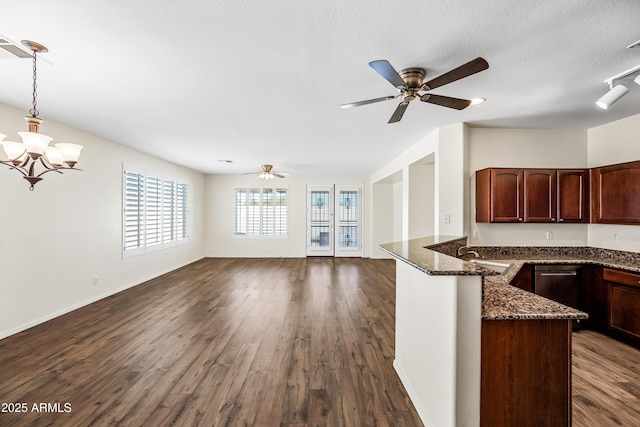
0, 258, 422, 427
1, 258, 639, 426
572, 329, 640, 426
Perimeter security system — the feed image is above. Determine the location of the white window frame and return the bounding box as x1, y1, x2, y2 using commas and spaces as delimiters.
123, 165, 190, 258
234, 186, 289, 239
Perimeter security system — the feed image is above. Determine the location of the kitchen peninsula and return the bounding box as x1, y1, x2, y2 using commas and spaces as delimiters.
379, 236, 588, 427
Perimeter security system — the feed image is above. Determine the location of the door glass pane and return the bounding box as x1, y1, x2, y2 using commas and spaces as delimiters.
310, 225, 330, 247
337, 190, 358, 248
310, 191, 330, 248
339, 191, 358, 222
339, 226, 358, 247
311, 191, 330, 222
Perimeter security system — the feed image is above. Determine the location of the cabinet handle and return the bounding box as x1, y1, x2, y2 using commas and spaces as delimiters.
539, 272, 577, 276
551, 218, 556, 221
558, 218, 564, 222
518, 218, 523, 222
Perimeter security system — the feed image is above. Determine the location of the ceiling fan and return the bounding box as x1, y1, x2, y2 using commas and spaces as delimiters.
340, 57, 489, 123
247, 164, 289, 180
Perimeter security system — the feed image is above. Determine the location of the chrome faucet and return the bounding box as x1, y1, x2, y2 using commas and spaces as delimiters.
457, 246, 480, 258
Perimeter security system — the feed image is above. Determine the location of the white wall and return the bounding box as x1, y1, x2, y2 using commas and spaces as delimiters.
370, 123, 467, 253
0, 102, 205, 339
203, 173, 370, 258
468, 128, 589, 246
438, 123, 466, 236
394, 261, 481, 427
588, 114, 640, 252
371, 181, 394, 259
408, 161, 435, 239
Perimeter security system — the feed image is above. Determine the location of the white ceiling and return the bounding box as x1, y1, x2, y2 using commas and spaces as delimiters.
1, 0, 639, 176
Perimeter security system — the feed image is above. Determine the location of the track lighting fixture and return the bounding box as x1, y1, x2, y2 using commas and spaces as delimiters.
596, 63, 640, 110
596, 84, 628, 109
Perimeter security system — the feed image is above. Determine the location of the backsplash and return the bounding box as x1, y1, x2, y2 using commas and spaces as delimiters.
471, 245, 640, 266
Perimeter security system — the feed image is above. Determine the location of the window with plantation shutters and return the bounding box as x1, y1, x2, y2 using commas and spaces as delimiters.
123, 167, 189, 256
234, 187, 288, 237
124, 172, 144, 251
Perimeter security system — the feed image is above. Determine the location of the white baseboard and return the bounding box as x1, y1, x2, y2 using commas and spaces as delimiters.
0, 257, 203, 340
394, 358, 432, 427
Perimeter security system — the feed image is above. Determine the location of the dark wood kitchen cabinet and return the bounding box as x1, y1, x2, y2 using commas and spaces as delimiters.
592, 160, 640, 224
476, 168, 589, 223
604, 268, 640, 346
510, 263, 533, 292
476, 168, 524, 222
481, 319, 572, 427
557, 169, 590, 223
580, 265, 607, 331
524, 169, 556, 222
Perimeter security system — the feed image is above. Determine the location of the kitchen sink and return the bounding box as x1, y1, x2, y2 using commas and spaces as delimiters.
470, 259, 511, 274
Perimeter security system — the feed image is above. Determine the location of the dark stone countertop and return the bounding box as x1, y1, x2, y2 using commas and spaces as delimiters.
378, 237, 640, 321
378, 236, 501, 276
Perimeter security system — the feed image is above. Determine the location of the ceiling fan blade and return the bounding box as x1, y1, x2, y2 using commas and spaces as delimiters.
388, 101, 410, 123
420, 94, 472, 110
274, 173, 287, 178
369, 60, 407, 88
423, 57, 489, 90
340, 95, 398, 109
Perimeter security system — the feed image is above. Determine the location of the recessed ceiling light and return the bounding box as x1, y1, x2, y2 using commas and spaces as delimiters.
470, 98, 486, 105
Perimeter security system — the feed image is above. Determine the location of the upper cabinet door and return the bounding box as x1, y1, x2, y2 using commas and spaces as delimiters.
476, 168, 523, 223
524, 169, 557, 223
490, 169, 524, 222
592, 160, 640, 224
557, 170, 589, 223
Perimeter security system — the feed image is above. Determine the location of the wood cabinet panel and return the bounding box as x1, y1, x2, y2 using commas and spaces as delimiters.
491, 169, 524, 222
581, 265, 607, 330
475, 168, 524, 223
481, 319, 571, 427
592, 160, 640, 224
610, 284, 640, 339
604, 268, 640, 345
557, 170, 589, 223
510, 264, 533, 292
524, 169, 556, 222
476, 168, 589, 223
604, 267, 640, 289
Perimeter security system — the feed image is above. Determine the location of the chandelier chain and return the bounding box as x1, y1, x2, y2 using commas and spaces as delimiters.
29, 50, 39, 118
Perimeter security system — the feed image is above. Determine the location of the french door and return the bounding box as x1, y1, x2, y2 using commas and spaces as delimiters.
306, 184, 362, 257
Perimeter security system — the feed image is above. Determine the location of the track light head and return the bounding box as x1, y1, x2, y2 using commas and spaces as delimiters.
596, 84, 628, 109
635, 75, 640, 86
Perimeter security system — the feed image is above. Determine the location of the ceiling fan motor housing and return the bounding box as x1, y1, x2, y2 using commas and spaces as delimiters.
400, 68, 426, 101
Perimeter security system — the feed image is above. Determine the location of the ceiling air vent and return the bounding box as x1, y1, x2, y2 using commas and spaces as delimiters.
0, 36, 33, 59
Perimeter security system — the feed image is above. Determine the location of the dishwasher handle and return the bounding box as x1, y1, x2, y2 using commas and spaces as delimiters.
537, 272, 577, 276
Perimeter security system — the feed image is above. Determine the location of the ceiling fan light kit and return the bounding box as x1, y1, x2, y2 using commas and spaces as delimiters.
596, 63, 640, 110
341, 57, 489, 123
252, 164, 288, 180
0, 40, 83, 190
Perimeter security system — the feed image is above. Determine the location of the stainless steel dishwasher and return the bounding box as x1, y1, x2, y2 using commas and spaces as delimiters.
534, 265, 581, 309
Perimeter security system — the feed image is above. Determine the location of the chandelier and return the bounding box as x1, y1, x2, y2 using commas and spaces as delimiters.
0, 40, 83, 190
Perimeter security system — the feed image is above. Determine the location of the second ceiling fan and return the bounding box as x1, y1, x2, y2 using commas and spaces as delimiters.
341, 57, 489, 123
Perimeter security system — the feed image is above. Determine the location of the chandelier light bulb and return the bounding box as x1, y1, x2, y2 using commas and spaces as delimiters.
44, 146, 64, 167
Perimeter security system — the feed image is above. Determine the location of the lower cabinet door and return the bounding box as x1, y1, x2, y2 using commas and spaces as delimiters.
610, 284, 640, 339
